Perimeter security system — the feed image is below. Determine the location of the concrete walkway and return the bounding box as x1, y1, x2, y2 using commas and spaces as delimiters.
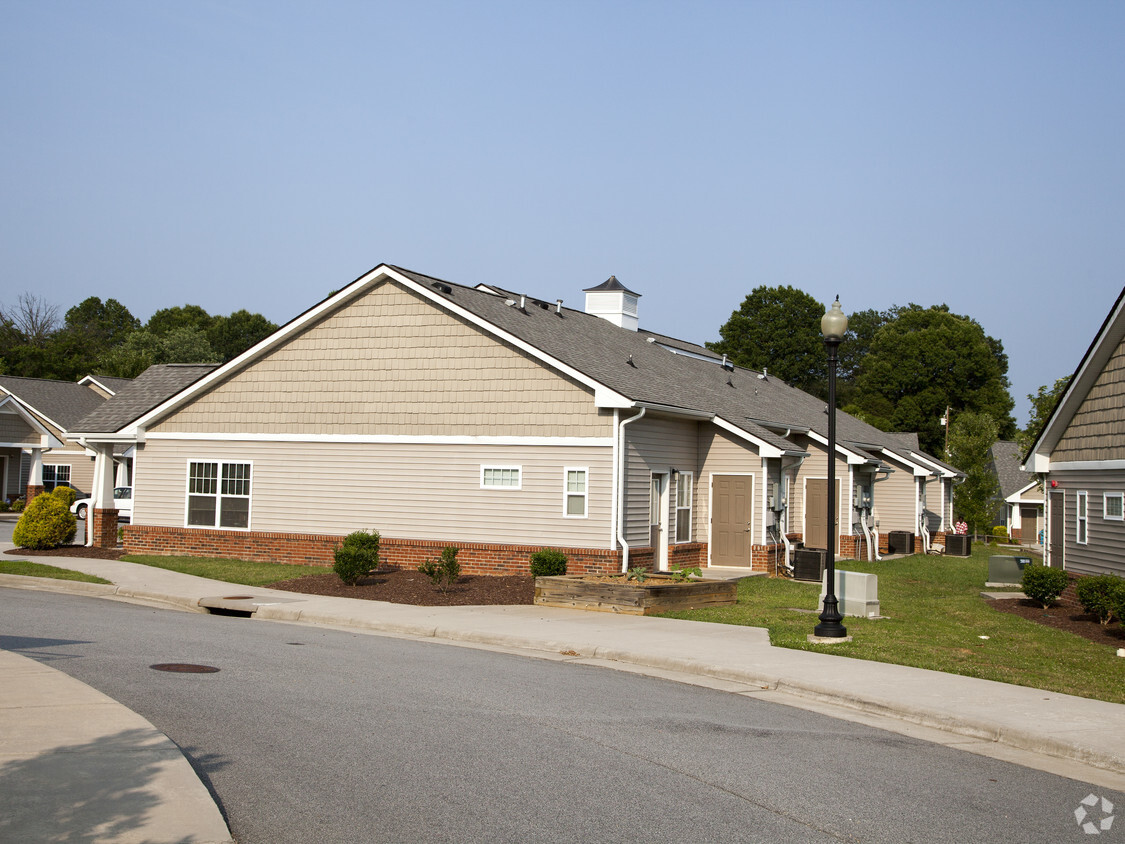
2, 545, 1125, 843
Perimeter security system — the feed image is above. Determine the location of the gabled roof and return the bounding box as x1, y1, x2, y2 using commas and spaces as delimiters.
72, 364, 218, 436
0, 375, 111, 433
990, 441, 1030, 498
79, 374, 134, 396
1025, 285, 1125, 471
88, 263, 955, 472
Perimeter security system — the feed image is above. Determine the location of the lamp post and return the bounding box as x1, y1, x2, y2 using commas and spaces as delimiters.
815, 296, 848, 639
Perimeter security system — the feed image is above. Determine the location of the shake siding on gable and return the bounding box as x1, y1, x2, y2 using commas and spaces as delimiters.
149, 281, 609, 439
0, 414, 39, 445
135, 439, 613, 547
1051, 468, 1125, 577
1053, 336, 1125, 462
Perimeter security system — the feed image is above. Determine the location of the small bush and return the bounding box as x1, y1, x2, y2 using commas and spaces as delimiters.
51, 486, 78, 508
11, 498, 25, 513
333, 530, 380, 586
1075, 574, 1125, 627
12, 493, 78, 550
529, 548, 568, 577
419, 546, 461, 592
1021, 564, 1069, 609
991, 526, 1009, 541
0, 499, 9, 512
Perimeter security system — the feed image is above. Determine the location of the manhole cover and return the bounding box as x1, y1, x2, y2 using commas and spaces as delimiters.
150, 663, 220, 674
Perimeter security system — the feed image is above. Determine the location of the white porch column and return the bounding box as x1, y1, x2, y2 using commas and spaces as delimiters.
87, 445, 117, 547
28, 448, 43, 486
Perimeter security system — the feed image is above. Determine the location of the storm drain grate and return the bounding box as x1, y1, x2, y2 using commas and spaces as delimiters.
150, 663, 220, 674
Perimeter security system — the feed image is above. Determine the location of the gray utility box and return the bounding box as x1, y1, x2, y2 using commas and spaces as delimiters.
987, 555, 1033, 586
792, 548, 826, 582
819, 570, 880, 618
945, 534, 971, 556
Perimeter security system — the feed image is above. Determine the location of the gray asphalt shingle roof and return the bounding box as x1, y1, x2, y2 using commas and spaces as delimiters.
73, 364, 218, 434
990, 440, 1031, 497
0, 375, 109, 431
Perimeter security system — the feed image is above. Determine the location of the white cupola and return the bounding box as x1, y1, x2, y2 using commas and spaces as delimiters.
583, 275, 641, 331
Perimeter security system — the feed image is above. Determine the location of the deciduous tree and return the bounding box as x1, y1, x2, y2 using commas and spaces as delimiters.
948, 410, 1001, 537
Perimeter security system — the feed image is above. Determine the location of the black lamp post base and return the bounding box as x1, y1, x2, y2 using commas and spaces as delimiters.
815, 595, 848, 639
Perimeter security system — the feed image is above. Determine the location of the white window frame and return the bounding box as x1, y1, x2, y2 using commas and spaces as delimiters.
185, 460, 253, 530
480, 465, 521, 490
562, 467, 588, 518
1104, 492, 1123, 521
675, 471, 694, 543
1076, 490, 1088, 545
42, 464, 71, 491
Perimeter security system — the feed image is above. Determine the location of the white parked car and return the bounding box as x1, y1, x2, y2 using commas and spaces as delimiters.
72, 486, 133, 522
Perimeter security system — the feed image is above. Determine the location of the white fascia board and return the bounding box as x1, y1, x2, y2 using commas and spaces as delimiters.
1006, 480, 1044, 504
1027, 453, 1050, 473
1047, 458, 1125, 472
129, 265, 631, 432
805, 429, 868, 465
908, 451, 957, 478
145, 431, 615, 447
713, 416, 784, 459
78, 375, 118, 396
880, 448, 933, 477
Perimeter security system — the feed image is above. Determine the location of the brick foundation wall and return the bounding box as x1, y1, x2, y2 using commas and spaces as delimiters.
91, 508, 119, 548
25, 485, 45, 502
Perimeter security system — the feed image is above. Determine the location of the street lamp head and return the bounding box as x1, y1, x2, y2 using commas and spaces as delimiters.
821, 296, 848, 342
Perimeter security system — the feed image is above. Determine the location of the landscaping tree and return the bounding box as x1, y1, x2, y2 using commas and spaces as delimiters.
707, 285, 828, 396
947, 410, 1001, 537
844, 305, 1016, 453
207, 310, 278, 361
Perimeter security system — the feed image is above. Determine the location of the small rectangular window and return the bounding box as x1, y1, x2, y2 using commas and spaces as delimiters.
481, 466, 521, 489
564, 468, 587, 517
42, 464, 70, 491
1104, 493, 1123, 521
1077, 491, 1088, 545
187, 461, 251, 529
675, 472, 693, 542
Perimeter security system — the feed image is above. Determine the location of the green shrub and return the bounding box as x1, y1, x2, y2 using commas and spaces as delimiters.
1021, 563, 1069, 609
529, 547, 568, 577
419, 546, 461, 592
12, 494, 78, 550
11, 498, 25, 513
1074, 574, 1125, 627
0, 499, 9, 512
333, 530, 380, 586
51, 486, 78, 508
991, 526, 1009, 541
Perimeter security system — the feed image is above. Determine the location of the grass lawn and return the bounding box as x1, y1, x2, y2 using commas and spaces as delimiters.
659, 546, 1125, 705
120, 554, 328, 587
0, 560, 111, 584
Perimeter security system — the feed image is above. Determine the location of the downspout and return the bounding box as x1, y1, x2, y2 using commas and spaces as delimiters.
918, 476, 932, 553
778, 454, 806, 573
616, 406, 646, 573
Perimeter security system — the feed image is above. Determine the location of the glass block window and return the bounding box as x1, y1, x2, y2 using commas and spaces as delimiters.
1104, 492, 1123, 521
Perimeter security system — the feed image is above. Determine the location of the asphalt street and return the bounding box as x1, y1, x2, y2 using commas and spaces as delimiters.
3, 587, 1119, 844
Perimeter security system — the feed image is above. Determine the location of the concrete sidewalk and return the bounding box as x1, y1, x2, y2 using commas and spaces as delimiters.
3, 546, 1125, 843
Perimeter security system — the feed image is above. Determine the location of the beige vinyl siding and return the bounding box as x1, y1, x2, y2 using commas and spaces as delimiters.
872, 456, 917, 534
791, 437, 848, 540
43, 443, 95, 496
698, 426, 764, 545
1054, 336, 1125, 462
0, 413, 40, 445
151, 281, 609, 439
623, 417, 700, 546
1, 450, 19, 498
135, 438, 613, 548
1051, 469, 1125, 577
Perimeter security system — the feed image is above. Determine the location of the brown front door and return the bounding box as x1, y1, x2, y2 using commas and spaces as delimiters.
806, 479, 840, 552
712, 475, 753, 566
1049, 491, 1064, 568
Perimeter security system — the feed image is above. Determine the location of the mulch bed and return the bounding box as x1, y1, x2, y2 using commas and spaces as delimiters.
268, 569, 535, 606
4, 545, 127, 561
987, 576, 1125, 649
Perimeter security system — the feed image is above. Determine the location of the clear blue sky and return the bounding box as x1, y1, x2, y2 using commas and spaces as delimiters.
4, 1, 1124, 425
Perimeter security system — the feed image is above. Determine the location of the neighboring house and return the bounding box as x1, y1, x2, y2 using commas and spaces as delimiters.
988, 440, 1044, 546
72, 264, 961, 573
1024, 285, 1125, 577
0, 374, 132, 502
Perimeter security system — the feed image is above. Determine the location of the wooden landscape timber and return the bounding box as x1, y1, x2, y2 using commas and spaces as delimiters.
533, 574, 737, 615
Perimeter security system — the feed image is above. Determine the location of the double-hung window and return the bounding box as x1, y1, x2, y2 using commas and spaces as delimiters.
42, 464, 70, 491
188, 461, 251, 529
1104, 492, 1123, 521
564, 468, 587, 517
675, 472, 693, 542
1076, 491, 1088, 545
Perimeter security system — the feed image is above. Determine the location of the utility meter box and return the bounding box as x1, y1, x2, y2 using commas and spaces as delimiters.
819, 570, 880, 618
987, 555, 1033, 586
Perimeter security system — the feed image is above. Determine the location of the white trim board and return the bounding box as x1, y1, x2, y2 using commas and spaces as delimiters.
144, 432, 615, 447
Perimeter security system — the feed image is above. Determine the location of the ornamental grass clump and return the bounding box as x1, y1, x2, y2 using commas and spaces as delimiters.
1075, 574, 1125, 627
1021, 563, 1070, 609
529, 548, 568, 577
333, 530, 380, 586
12, 493, 77, 550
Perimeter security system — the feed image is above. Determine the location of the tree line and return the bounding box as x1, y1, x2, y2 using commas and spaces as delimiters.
707, 286, 1070, 534
0, 293, 278, 381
